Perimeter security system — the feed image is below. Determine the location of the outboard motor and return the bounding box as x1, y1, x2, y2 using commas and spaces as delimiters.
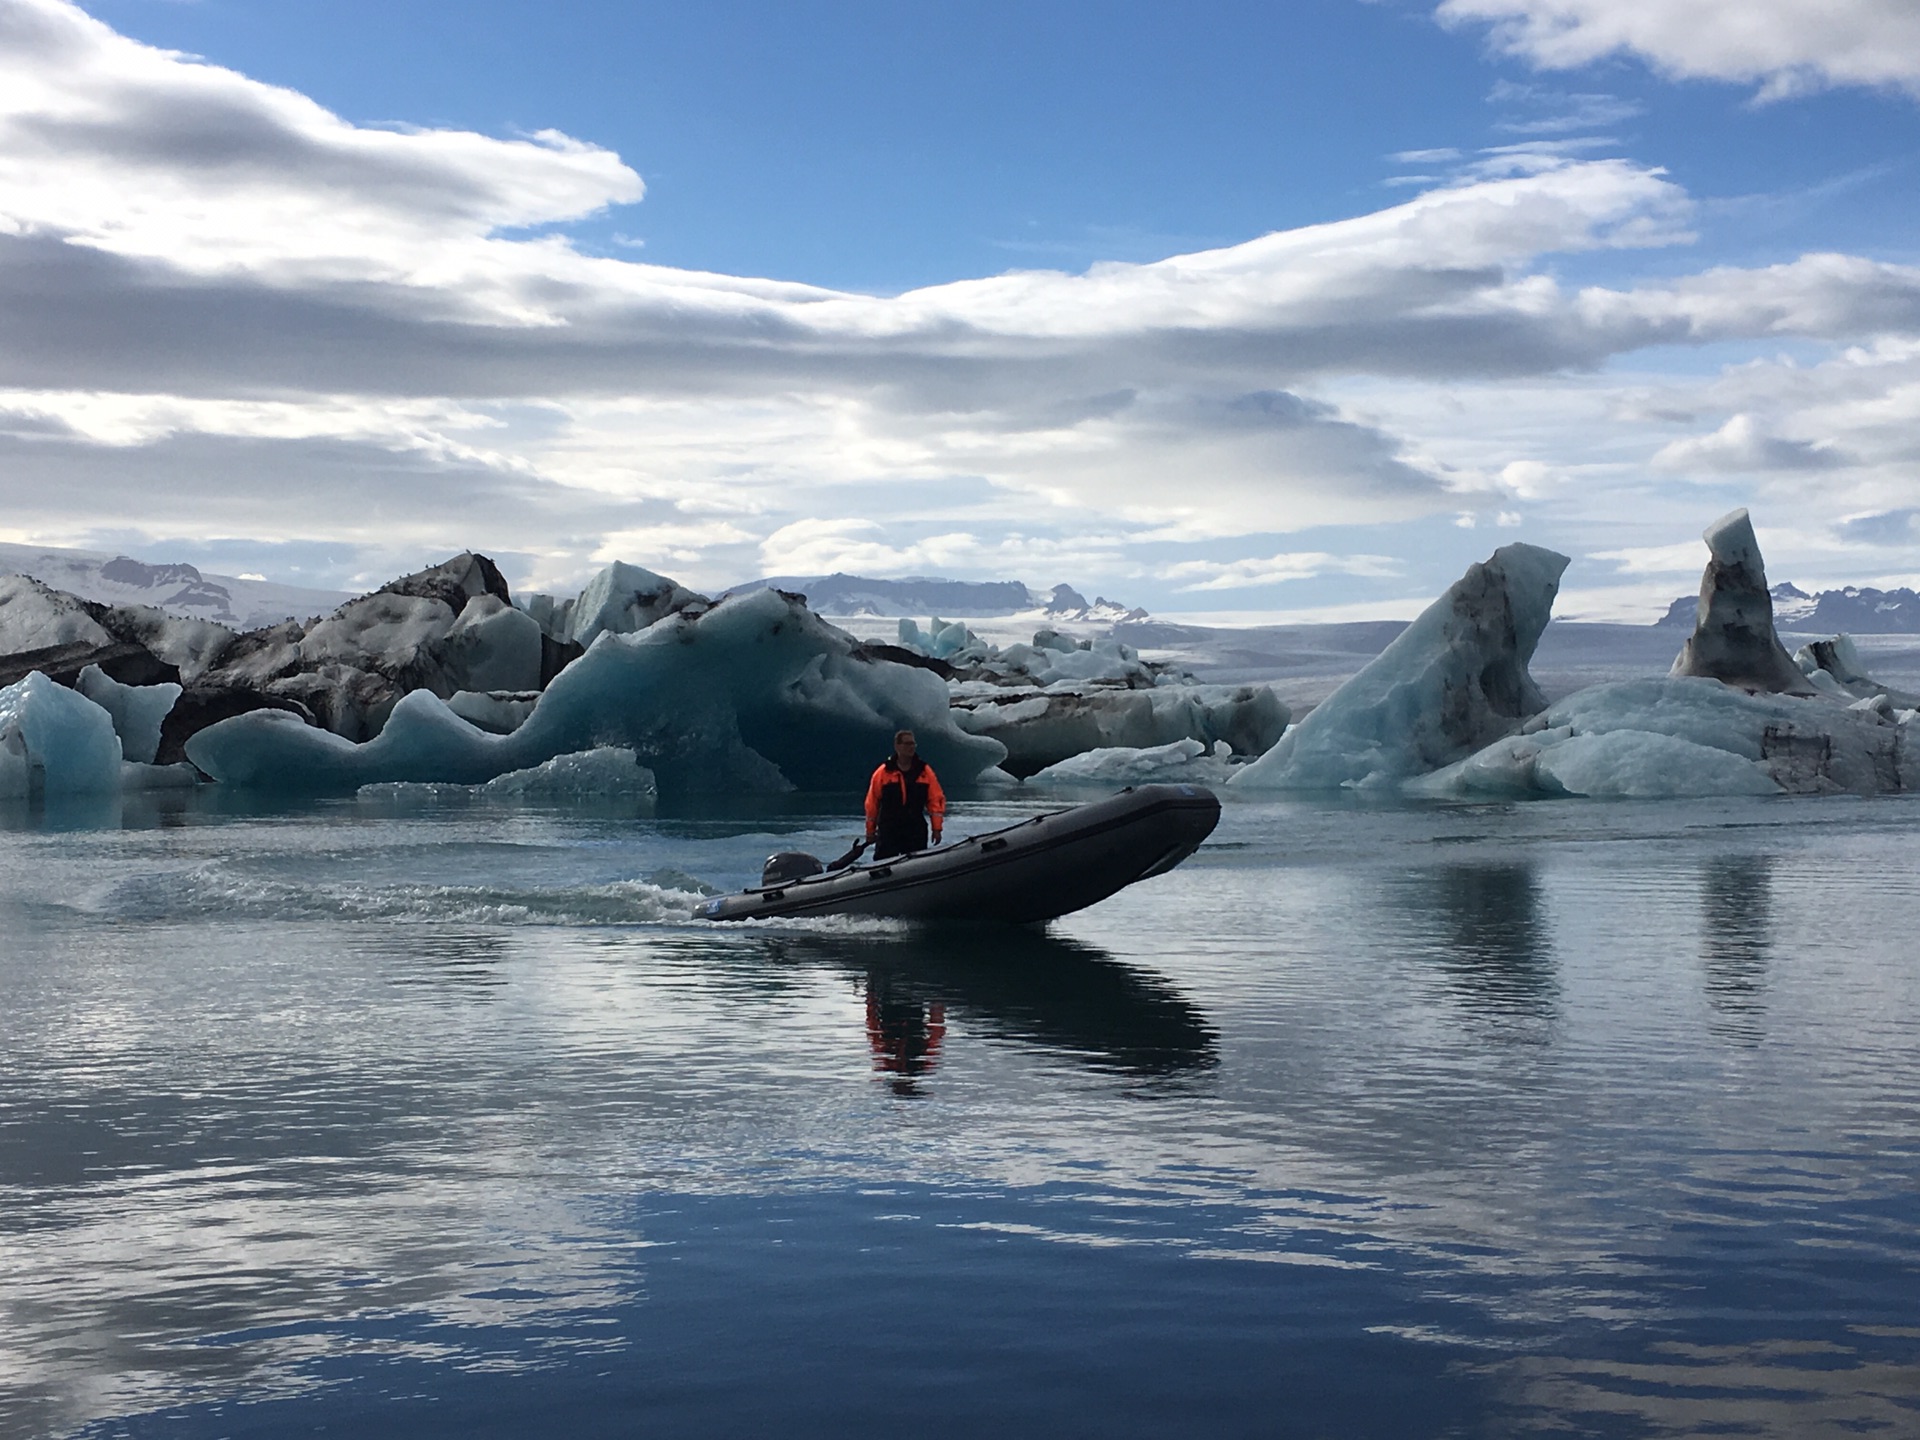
761, 851, 825, 887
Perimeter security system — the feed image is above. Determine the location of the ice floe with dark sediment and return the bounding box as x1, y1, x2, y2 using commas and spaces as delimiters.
188, 588, 1004, 795
1234, 542, 1568, 790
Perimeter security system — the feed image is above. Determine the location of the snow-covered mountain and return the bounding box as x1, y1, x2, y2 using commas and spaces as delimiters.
729, 572, 1146, 621
0, 543, 352, 630
1658, 581, 1920, 634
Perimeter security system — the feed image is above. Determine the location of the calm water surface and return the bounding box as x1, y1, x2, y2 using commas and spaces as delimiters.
2, 787, 1918, 1438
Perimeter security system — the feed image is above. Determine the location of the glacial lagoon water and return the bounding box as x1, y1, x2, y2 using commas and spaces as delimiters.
3, 786, 1919, 1438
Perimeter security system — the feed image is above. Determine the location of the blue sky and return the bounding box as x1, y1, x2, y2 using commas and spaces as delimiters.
4, 0, 1920, 617
85, 0, 1920, 287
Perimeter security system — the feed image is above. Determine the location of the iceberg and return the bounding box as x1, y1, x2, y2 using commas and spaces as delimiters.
188, 588, 1006, 795
99, 606, 233, 684
0, 671, 127, 798
1671, 509, 1814, 694
75, 664, 181, 765
478, 747, 656, 799
186, 556, 552, 742
1794, 634, 1920, 709
439, 596, 543, 694
446, 690, 542, 735
1411, 675, 1910, 799
954, 682, 1287, 777
9, 551, 1246, 783
522, 561, 706, 648
2, 574, 235, 690
1407, 726, 1782, 799
895, 616, 1168, 689
359, 746, 658, 803
1235, 543, 1569, 789
297, 591, 460, 674
0, 574, 113, 655
898, 617, 976, 661
1026, 737, 1235, 787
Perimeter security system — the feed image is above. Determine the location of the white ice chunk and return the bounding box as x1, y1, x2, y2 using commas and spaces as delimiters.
0, 574, 112, 654
1409, 727, 1781, 799
96, 605, 233, 683
1796, 633, 1869, 684
1414, 675, 1904, 798
1030, 644, 1139, 684
1236, 543, 1568, 789
446, 690, 541, 734
76, 664, 181, 764
358, 746, 657, 802
442, 596, 542, 693
897, 617, 978, 660
481, 747, 657, 798
1027, 737, 1234, 787
299, 592, 455, 670
953, 682, 1287, 776
1793, 634, 1920, 708
188, 589, 1005, 795
1538, 731, 1784, 799
120, 760, 200, 790
549, 561, 704, 647
1546, 676, 1797, 761
0, 671, 126, 797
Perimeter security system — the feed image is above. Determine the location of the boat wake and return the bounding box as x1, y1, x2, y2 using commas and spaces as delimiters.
84, 866, 725, 929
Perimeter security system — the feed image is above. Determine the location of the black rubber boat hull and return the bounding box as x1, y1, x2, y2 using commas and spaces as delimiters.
695, 783, 1221, 924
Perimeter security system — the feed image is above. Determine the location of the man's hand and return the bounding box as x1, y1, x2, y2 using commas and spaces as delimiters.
931, 830, 943, 846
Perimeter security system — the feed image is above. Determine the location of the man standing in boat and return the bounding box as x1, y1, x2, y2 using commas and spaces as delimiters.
865, 729, 946, 860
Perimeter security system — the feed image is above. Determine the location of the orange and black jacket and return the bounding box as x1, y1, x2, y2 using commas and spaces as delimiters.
865, 756, 946, 840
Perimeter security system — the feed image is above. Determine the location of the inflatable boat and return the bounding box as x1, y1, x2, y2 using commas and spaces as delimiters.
694, 783, 1220, 924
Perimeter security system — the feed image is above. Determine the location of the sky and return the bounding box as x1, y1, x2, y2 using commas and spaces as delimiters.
1, 0, 1918, 619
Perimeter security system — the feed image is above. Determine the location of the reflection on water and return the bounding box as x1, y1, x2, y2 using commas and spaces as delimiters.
865, 977, 946, 1095
4, 793, 1920, 1437
1502, 1332, 1920, 1439
1699, 855, 1773, 1043
763, 927, 1218, 1081
1407, 862, 1557, 1024
378, 930, 514, 993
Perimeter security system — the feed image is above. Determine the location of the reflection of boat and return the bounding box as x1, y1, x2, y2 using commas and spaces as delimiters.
695, 784, 1221, 923
765, 927, 1217, 1078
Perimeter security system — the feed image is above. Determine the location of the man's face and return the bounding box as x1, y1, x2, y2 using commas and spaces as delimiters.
894, 735, 916, 765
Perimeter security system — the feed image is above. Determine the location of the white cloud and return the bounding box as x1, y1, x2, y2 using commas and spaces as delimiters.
754, 519, 1133, 584
1161, 552, 1403, 591
1588, 540, 1709, 575
590, 521, 756, 565
757, 519, 919, 577
1651, 413, 1853, 473
1488, 79, 1644, 134
1440, 0, 1920, 99
0, 0, 644, 311
1323, 330, 1920, 608
0, 0, 1917, 611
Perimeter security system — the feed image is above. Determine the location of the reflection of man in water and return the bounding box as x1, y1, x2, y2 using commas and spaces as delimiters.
864, 729, 945, 860
866, 980, 945, 1097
